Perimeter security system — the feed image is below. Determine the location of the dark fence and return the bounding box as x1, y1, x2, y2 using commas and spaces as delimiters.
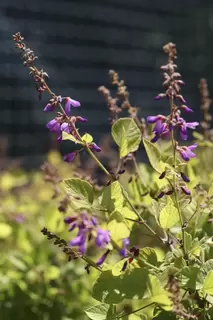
0, 0, 212, 165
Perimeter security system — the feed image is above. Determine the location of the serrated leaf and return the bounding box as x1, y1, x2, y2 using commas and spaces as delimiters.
181, 266, 203, 290
159, 205, 179, 229
85, 303, 110, 320
112, 118, 141, 158
143, 138, 165, 173
82, 133, 93, 144
63, 178, 94, 209
203, 270, 213, 295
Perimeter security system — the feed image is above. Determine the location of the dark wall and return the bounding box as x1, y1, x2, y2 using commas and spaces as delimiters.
0, 0, 213, 164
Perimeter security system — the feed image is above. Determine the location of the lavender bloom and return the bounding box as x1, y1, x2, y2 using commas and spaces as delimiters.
90, 143, 101, 152
64, 152, 76, 162
147, 115, 163, 124
178, 144, 197, 162
46, 119, 61, 133
180, 172, 190, 183
76, 116, 88, 123
64, 97, 81, 115
61, 122, 70, 133
181, 186, 191, 196
154, 94, 166, 100
96, 250, 110, 266
44, 103, 55, 112
95, 229, 110, 248
65, 213, 111, 254
179, 120, 199, 140
119, 238, 130, 257
181, 105, 193, 113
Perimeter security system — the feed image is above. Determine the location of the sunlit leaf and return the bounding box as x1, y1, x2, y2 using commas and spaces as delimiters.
112, 118, 141, 158
159, 205, 179, 229
64, 178, 94, 209
143, 138, 165, 173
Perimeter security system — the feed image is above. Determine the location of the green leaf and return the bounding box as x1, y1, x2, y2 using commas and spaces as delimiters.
63, 178, 94, 209
85, 303, 110, 320
82, 133, 93, 144
0, 223, 12, 239
181, 266, 203, 290
138, 247, 158, 266
101, 181, 124, 213
143, 138, 165, 173
108, 211, 130, 242
92, 269, 149, 304
62, 131, 81, 144
45, 266, 60, 280
203, 270, 213, 295
112, 118, 141, 158
9, 256, 27, 271
159, 205, 179, 229
202, 259, 213, 274
147, 275, 172, 310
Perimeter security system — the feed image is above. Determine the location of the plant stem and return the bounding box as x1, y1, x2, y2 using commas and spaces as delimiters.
170, 96, 186, 257
114, 302, 155, 319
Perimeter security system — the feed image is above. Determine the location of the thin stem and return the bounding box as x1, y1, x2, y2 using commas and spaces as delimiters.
114, 302, 155, 319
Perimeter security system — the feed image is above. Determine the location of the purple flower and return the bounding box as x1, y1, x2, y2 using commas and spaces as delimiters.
96, 250, 110, 266
44, 103, 55, 112
90, 143, 101, 152
65, 213, 111, 254
95, 229, 111, 248
76, 116, 88, 123
178, 120, 199, 140
64, 152, 76, 162
119, 238, 130, 257
181, 186, 191, 196
180, 172, 190, 183
154, 94, 166, 100
147, 115, 163, 124
61, 122, 70, 133
46, 119, 61, 133
64, 97, 81, 115
178, 144, 197, 162
181, 105, 193, 113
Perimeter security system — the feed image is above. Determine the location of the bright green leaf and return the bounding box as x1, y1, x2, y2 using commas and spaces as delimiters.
62, 131, 80, 144
108, 211, 130, 242
0, 223, 12, 239
82, 133, 93, 144
159, 205, 179, 229
45, 266, 60, 280
112, 118, 141, 158
85, 303, 110, 320
101, 181, 124, 213
203, 270, 213, 295
64, 178, 94, 209
143, 138, 165, 173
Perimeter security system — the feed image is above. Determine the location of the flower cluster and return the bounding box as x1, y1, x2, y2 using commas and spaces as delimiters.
13, 32, 101, 163
64, 213, 110, 256
147, 42, 199, 162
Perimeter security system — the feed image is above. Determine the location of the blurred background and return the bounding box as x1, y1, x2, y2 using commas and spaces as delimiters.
0, 0, 213, 167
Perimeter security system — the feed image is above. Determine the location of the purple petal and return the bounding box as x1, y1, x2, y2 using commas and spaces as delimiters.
57, 135, 62, 143
122, 238, 130, 247
64, 216, 77, 224
158, 191, 165, 199
46, 119, 61, 133
181, 186, 191, 196
61, 122, 70, 133
70, 234, 86, 246
186, 122, 199, 129
119, 248, 128, 257
186, 149, 196, 158
181, 105, 193, 113
79, 243, 87, 254
188, 144, 198, 151
180, 172, 190, 183
44, 103, 54, 112
147, 116, 160, 124
159, 171, 166, 179
90, 143, 101, 152
64, 152, 76, 163
68, 223, 77, 232
180, 150, 190, 162
180, 131, 188, 140
64, 98, 81, 115
95, 229, 110, 248
91, 216, 97, 226
76, 116, 88, 123
121, 261, 128, 272
96, 250, 110, 266
151, 134, 160, 143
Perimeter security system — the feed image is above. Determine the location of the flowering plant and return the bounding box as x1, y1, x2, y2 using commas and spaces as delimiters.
13, 33, 213, 320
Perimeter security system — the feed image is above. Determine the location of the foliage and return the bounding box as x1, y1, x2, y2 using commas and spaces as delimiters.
8, 33, 213, 319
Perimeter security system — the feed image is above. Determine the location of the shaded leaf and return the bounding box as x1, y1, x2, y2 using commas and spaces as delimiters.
143, 139, 164, 173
